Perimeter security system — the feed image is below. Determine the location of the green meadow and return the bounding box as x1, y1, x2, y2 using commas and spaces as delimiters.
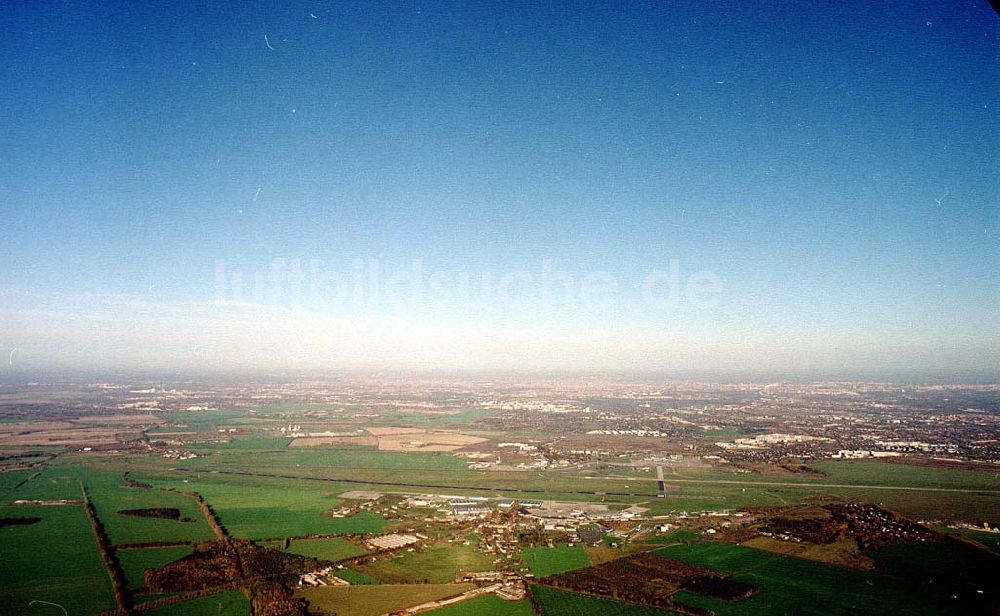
143, 589, 249, 616
655, 542, 960, 615
286, 537, 368, 561
135, 472, 387, 539
0, 469, 34, 493
333, 568, 378, 585
424, 593, 534, 616
355, 543, 494, 584
531, 585, 681, 616
0, 504, 116, 615
522, 545, 590, 578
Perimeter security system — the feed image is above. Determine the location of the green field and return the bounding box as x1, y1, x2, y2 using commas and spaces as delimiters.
210, 437, 292, 449
618, 461, 1000, 521
298, 583, 474, 616
108, 443, 1000, 524
21, 466, 216, 544
164, 410, 258, 431
381, 408, 494, 427
655, 542, 959, 615
143, 589, 249, 615
334, 568, 378, 585
355, 543, 494, 584
869, 539, 998, 611
938, 526, 1000, 553
6, 447, 995, 615
522, 545, 591, 578
182, 442, 470, 473
78, 469, 215, 545
424, 593, 534, 616
0, 504, 116, 615
118, 546, 194, 590
700, 427, 742, 438
641, 528, 703, 544
0, 469, 34, 493
287, 537, 368, 561
531, 585, 681, 616
7, 469, 82, 501
809, 460, 1000, 491
135, 473, 388, 538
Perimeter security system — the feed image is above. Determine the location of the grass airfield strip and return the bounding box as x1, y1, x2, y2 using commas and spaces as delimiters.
154, 460, 999, 523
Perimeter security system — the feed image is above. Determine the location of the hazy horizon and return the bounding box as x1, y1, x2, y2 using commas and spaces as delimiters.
3, 1, 997, 376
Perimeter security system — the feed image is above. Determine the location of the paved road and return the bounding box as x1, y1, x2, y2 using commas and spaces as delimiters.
173, 467, 1000, 497
596, 474, 1000, 494
173, 467, 649, 497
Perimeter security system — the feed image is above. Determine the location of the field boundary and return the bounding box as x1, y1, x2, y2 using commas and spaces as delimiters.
80, 481, 132, 615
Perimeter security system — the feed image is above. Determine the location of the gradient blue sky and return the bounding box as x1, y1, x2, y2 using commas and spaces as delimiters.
1, 1, 998, 375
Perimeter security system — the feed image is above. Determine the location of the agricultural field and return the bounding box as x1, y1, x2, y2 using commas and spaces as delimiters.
627, 474, 999, 522
937, 526, 1000, 553
181, 441, 471, 473
2, 377, 999, 615
143, 590, 250, 616
869, 539, 998, 612
0, 504, 116, 615
640, 528, 703, 545
75, 469, 215, 545
118, 546, 194, 590
163, 410, 258, 432
135, 473, 388, 538
522, 545, 591, 578
369, 428, 487, 452
333, 568, 378, 585
0, 469, 33, 493
210, 437, 293, 450
424, 593, 534, 616
8, 469, 83, 501
802, 486, 998, 522
530, 585, 682, 616
655, 542, 961, 615
354, 543, 494, 584
286, 537, 368, 561
297, 583, 475, 616
584, 543, 645, 565
739, 536, 871, 570
808, 460, 1000, 491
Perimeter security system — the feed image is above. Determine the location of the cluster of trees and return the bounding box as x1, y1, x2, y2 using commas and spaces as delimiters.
763, 513, 848, 544
828, 504, 941, 550
681, 575, 758, 601
118, 507, 182, 520
146, 539, 317, 616
186, 492, 228, 539
0, 516, 40, 526
542, 554, 705, 608
249, 582, 308, 616
146, 541, 243, 592
122, 472, 152, 489
761, 503, 941, 550
541, 552, 757, 611
80, 483, 131, 613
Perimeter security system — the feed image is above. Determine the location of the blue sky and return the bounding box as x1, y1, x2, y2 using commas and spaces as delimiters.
1, 1, 997, 375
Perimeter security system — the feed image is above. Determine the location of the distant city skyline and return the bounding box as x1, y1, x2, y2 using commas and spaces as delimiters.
1, 1, 997, 375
